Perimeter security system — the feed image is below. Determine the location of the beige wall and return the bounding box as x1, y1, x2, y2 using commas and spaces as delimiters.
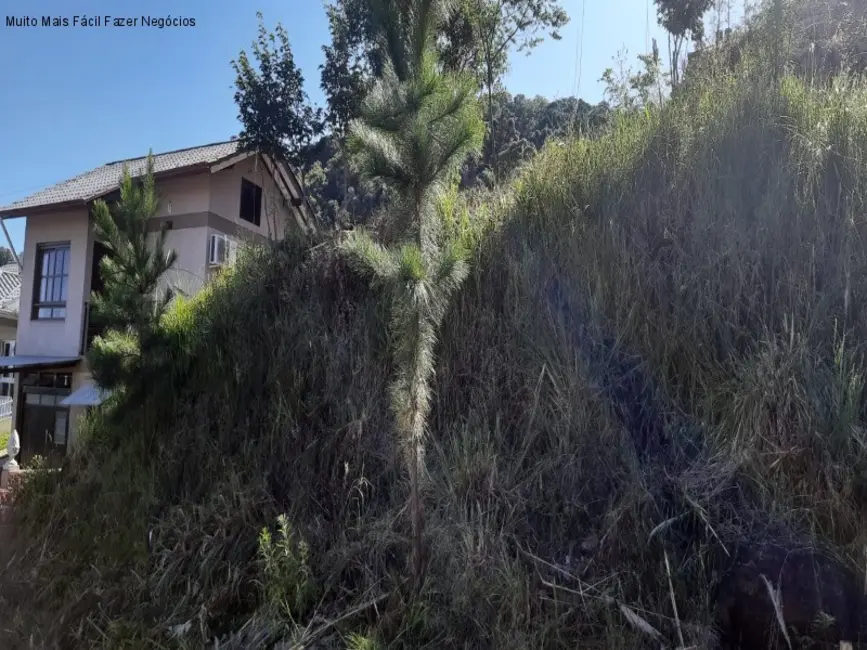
16, 209, 91, 358
209, 156, 293, 241
152, 227, 208, 298
155, 172, 210, 219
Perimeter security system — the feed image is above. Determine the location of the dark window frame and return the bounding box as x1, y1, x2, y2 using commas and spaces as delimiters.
32, 242, 71, 321
18, 371, 73, 462
239, 178, 263, 226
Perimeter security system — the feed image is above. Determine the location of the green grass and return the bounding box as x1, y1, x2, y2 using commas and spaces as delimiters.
0, 418, 11, 454
7, 7, 867, 648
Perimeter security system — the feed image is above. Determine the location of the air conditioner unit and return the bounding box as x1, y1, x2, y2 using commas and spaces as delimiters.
209, 233, 229, 266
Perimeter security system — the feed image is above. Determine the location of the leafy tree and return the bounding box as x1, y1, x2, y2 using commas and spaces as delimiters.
306, 89, 609, 222
654, 0, 713, 86
88, 156, 177, 392
320, 0, 373, 139
471, 92, 608, 183
464, 0, 569, 181
232, 13, 322, 174
0, 247, 15, 266
600, 43, 667, 110
341, 0, 484, 584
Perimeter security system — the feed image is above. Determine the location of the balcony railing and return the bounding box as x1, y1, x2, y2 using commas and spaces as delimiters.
0, 396, 12, 420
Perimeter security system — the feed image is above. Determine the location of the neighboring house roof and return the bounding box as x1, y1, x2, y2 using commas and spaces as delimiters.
0, 264, 20, 316
0, 141, 316, 231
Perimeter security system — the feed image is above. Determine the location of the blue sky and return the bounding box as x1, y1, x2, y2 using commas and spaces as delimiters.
0, 0, 672, 252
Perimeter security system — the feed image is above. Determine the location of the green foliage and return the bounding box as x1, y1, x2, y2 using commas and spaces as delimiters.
306, 91, 608, 226
258, 515, 315, 620
88, 155, 177, 392
318, 0, 568, 187
600, 44, 668, 110
345, 631, 380, 650
654, 0, 712, 85
16, 5, 867, 649
0, 247, 15, 266
318, 0, 494, 137
462, 0, 569, 181
346, 2, 485, 242
232, 12, 322, 169
321, 0, 374, 138
343, 0, 484, 585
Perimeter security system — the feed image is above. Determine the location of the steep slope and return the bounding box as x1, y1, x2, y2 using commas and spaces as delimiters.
6, 32, 867, 650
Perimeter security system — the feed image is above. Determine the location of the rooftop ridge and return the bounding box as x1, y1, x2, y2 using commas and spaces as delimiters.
103, 139, 237, 167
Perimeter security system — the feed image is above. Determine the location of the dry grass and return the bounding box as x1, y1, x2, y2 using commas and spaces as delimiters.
5, 4, 867, 647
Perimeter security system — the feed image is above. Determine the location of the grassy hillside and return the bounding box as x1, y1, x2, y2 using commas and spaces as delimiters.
6, 21, 867, 649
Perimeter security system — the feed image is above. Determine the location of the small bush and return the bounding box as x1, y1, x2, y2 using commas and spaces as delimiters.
258, 515, 316, 621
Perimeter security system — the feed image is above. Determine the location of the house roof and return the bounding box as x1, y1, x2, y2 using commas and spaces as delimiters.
0, 264, 20, 316
0, 141, 241, 218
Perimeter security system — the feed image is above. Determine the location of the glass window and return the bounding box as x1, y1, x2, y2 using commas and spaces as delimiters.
239, 178, 263, 226
32, 243, 70, 320
54, 410, 68, 446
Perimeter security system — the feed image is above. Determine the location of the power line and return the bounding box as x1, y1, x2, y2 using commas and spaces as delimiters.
0, 183, 50, 201
646, 0, 651, 52
571, 0, 586, 99
570, 1, 581, 97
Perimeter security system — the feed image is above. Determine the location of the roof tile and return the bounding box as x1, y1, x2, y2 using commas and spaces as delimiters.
0, 141, 240, 215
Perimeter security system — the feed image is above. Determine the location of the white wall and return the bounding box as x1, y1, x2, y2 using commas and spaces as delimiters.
16, 209, 90, 358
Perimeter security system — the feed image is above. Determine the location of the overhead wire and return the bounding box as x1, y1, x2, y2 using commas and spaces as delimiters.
569, 0, 587, 131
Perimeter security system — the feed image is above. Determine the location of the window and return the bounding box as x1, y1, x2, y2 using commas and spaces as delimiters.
239, 178, 262, 226
54, 410, 68, 446
32, 243, 70, 320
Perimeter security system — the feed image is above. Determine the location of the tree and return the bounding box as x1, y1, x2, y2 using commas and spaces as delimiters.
654, 0, 713, 86
465, 0, 569, 181
88, 156, 177, 392
320, 0, 373, 139
600, 43, 667, 110
341, 0, 484, 585
0, 247, 15, 266
319, 0, 485, 136
232, 13, 322, 174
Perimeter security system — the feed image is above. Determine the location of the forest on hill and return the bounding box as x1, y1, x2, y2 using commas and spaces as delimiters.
231, 0, 686, 227
6, 0, 867, 648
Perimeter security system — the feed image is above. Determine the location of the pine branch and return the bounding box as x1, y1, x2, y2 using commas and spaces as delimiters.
341, 0, 483, 589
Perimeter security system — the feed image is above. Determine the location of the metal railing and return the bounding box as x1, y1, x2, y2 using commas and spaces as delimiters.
0, 396, 13, 420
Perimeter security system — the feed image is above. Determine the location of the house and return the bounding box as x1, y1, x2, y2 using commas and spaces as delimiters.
0, 141, 315, 463
0, 264, 21, 411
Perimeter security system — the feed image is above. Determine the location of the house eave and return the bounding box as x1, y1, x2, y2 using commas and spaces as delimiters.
0, 163, 214, 219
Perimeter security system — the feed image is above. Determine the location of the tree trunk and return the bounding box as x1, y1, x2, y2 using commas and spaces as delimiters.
483, 32, 498, 185
486, 83, 497, 181
773, 0, 783, 81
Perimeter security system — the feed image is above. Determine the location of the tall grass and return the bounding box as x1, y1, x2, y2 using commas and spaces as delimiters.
6, 19, 867, 648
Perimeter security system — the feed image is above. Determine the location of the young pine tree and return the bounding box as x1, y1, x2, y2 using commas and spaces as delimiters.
341, 0, 484, 584
87, 155, 177, 393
